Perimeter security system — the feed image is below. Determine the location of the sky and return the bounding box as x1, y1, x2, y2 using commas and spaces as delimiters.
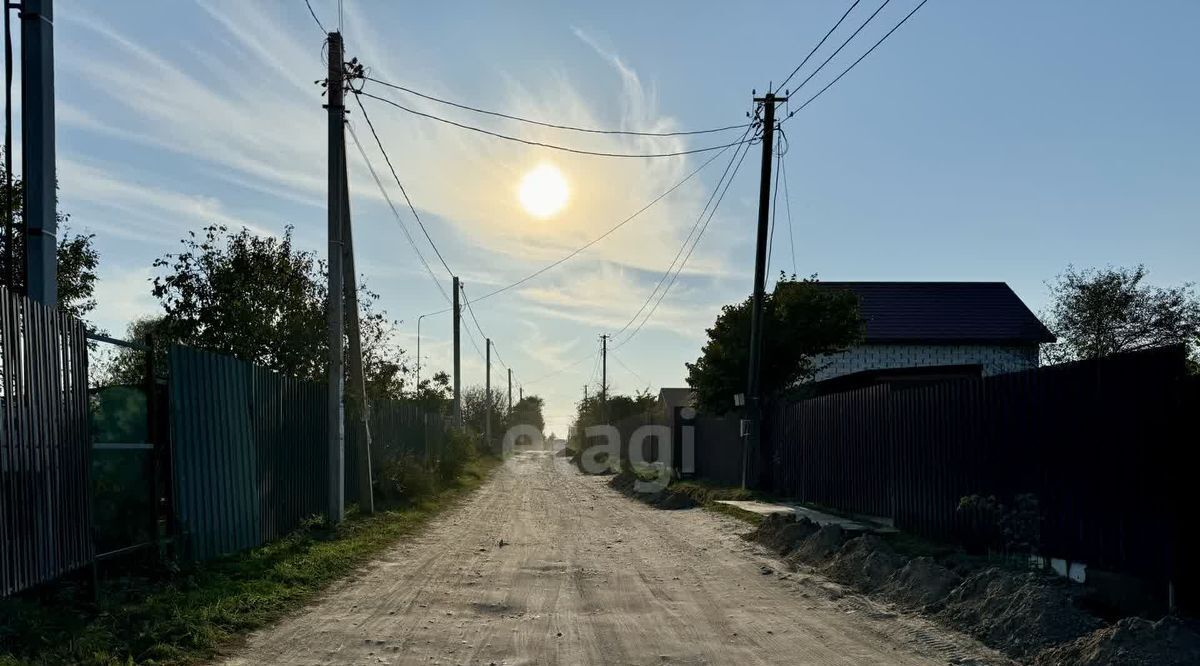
13, 1, 1199, 435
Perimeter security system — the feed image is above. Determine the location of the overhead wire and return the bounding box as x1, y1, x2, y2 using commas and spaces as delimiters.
608, 124, 755, 340
362, 75, 750, 137
784, 0, 894, 99
613, 137, 753, 350
781, 147, 797, 275
777, 0, 863, 93
464, 139, 744, 305
788, 0, 931, 115
346, 121, 452, 303
303, 0, 327, 34
356, 90, 758, 159
351, 91, 456, 278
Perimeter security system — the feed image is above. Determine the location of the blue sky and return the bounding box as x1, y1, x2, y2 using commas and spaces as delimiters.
22, 1, 1200, 433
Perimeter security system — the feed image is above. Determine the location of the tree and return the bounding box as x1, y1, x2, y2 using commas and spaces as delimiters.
1, 156, 100, 323
118, 224, 428, 396
686, 275, 863, 414
509, 395, 546, 435
1042, 265, 1200, 364
461, 384, 505, 440
410, 371, 453, 414
568, 388, 657, 448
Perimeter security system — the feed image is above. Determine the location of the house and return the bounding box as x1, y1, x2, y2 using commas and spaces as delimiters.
811, 282, 1055, 388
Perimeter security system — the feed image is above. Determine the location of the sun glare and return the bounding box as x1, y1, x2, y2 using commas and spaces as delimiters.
518, 164, 569, 218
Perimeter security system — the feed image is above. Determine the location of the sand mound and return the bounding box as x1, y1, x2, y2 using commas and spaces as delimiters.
1033, 615, 1200, 666
748, 514, 819, 555
821, 535, 906, 592
879, 557, 962, 610
937, 567, 1103, 658
785, 524, 847, 567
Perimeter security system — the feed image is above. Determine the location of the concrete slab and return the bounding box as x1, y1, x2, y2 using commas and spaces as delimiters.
713, 500, 897, 534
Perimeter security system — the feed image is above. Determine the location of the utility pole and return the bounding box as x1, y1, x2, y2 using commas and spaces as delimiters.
453, 276, 462, 425
485, 338, 492, 451
21, 0, 55, 305
341, 147, 373, 514
600, 334, 608, 423
519, 386, 523, 402
325, 31, 346, 524
507, 367, 512, 415
745, 91, 784, 490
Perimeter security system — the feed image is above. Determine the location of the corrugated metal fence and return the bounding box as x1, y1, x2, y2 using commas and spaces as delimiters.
0, 286, 92, 596
345, 398, 450, 502
763, 345, 1194, 586
169, 345, 328, 561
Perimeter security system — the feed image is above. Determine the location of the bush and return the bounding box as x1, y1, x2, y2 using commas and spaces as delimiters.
437, 428, 478, 482
375, 453, 436, 503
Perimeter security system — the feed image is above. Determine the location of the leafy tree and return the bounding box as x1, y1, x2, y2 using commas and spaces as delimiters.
99, 316, 170, 385
685, 275, 862, 414
410, 370, 453, 414
461, 384, 506, 441
508, 395, 546, 435
568, 388, 657, 448
1042, 265, 1200, 364
100, 224, 431, 396
0, 156, 100, 323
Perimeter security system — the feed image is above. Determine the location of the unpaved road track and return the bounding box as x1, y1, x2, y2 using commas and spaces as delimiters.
226, 452, 1006, 665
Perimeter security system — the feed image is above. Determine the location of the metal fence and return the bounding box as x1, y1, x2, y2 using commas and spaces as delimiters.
345, 398, 451, 502
169, 345, 328, 561
0, 286, 92, 596
763, 345, 1195, 588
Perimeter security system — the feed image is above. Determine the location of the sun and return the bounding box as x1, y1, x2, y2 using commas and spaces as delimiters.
518, 164, 569, 218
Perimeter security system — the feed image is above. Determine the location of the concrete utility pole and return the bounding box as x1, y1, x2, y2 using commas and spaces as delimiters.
341, 153, 374, 514
744, 91, 784, 490
325, 31, 346, 524
600, 334, 609, 423
507, 368, 512, 415
485, 338, 492, 451
453, 276, 462, 425
21, 0, 55, 305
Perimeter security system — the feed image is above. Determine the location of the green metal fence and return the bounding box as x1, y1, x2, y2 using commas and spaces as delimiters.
169, 346, 327, 561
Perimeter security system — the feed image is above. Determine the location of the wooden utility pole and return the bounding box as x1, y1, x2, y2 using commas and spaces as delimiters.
744, 91, 784, 490
485, 338, 492, 450
325, 31, 346, 524
507, 367, 512, 415
453, 276, 462, 425
21, 0, 55, 305
341, 152, 374, 514
600, 334, 608, 423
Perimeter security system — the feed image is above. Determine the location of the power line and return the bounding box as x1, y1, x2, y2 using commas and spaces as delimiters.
781, 150, 797, 275
465, 132, 752, 306
304, 0, 327, 33
357, 90, 758, 159
346, 121, 451, 303
765, 147, 782, 281
785, 0, 894, 99
789, 0, 931, 115
609, 126, 752, 340
614, 139, 753, 350
524, 348, 596, 385
351, 91, 456, 278
363, 75, 750, 138
460, 283, 510, 371
777, 0, 863, 93
612, 352, 648, 388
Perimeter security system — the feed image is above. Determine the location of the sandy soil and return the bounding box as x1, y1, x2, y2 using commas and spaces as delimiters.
224, 452, 1008, 665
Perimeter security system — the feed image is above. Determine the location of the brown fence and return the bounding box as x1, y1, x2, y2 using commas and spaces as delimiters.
0, 287, 92, 596
763, 345, 1195, 587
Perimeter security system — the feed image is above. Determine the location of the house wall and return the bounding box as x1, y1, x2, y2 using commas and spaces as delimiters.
813, 343, 1039, 381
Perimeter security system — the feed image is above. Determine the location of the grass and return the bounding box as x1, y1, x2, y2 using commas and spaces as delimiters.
0, 456, 502, 666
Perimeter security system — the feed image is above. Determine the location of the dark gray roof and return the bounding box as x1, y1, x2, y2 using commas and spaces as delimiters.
815, 282, 1056, 344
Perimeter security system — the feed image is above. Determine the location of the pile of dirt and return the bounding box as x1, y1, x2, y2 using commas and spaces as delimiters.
820, 535, 906, 592
653, 492, 699, 510
784, 524, 847, 567
936, 567, 1104, 659
748, 514, 820, 555
1033, 615, 1200, 666
879, 556, 962, 611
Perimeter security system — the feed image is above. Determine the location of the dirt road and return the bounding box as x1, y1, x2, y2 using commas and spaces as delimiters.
226, 452, 1006, 665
